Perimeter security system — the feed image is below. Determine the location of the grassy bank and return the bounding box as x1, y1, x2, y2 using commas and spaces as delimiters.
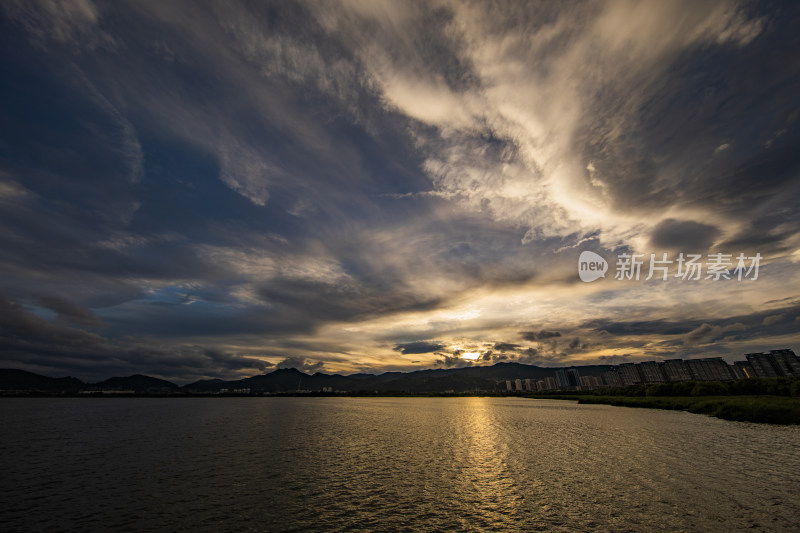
527, 394, 800, 425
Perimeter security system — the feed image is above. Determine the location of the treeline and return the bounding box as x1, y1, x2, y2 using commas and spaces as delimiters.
596, 377, 800, 398
574, 395, 800, 425
529, 377, 800, 424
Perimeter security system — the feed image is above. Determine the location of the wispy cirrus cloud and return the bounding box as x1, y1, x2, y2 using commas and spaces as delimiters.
0, 0, 797, 380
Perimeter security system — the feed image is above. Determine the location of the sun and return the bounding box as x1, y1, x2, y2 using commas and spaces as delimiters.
460, 352, 481, 361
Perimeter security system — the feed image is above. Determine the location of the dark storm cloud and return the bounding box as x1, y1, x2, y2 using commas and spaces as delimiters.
492, 342, 521, 352
36, 295, 106, 329
276, 356, 323, 374
258, 277, 443, 325
469, 339, 582, 366
0, 293, 268, 382
719, 203, 800, 254
102, 299, 314, 339
581, 319, 697, 336
0, 0, 443, 362
394, 341, 445, 355
516, 347, 570, 366
684, 322, 746, 346
567, 337, 585, 351
520, 330, 562, 341
584, 302, 800, 347
649, 219, 721, 252
762, 313, 786, 326
0, 293, 106, 351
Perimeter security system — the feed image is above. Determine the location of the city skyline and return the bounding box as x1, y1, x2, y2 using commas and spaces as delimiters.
1, 1, 800, 382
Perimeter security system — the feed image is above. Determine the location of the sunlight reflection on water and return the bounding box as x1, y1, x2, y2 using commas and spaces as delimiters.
1, 397, 799, 532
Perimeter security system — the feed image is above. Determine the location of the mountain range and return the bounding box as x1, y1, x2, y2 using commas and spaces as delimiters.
0, 363, 613, 395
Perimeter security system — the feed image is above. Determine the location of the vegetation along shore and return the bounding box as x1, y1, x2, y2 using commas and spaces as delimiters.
528, 378, 800, 425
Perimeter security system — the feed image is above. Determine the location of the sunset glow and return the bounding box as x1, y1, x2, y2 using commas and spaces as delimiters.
0, 0, 797, 382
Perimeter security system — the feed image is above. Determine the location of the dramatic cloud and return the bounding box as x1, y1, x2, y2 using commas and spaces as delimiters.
276, 356, 323, 374
436, 352, 474, 368
684, 323, 747, 346
517, 348, 571, 367
2, 0, 100, 46
394, 341, 445, 355
521, 331, 562, 342
0, 293, 269, 382
492, 342, 521, 352
649, 219, 721, 252
36, 295, 106, 329
316, 0, 776, 248
762, 314, 786, 326
0, 1, 798, 379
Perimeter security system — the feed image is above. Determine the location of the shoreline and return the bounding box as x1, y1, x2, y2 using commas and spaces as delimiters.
4, 391, 800, 425
526, 394, 800, 425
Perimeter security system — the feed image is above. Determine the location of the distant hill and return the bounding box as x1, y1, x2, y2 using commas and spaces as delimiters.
184, 368, 308, 393
91, 374, 180, 393
181, 362, 612, 394
0, 369, 84, 392
1, 362, 613, 395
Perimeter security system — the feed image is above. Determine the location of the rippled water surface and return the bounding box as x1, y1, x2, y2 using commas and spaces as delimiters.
1, 397, 799, 531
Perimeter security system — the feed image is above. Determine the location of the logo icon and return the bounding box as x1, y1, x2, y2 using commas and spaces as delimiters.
578, 251, 608, 282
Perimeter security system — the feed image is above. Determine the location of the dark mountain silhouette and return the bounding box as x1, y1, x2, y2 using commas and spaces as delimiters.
91, 374, 180, 393
181, 362, 613, 394
186, 368, 308, 393
0, 369, 84, 392
1, 362, 613, 395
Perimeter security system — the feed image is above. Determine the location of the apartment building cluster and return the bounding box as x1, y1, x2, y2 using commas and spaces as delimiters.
504, 348, 799, 392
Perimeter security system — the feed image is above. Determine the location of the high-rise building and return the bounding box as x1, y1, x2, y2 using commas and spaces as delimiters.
618, 363, 643, 385
685, 357, 734, 381
745, 349, 800, 377
602, 370, 621, 387
514, 378, 523, 391
524, 378, 533, 391
663, 359, 692, 382
554, 368, 581, 389
639, 361, 666, 383
579, 375, 603, 389
686, 359, 709, 381
545, 376, 558, 390
767, 349, 800, 377
745, 352, 780, 378
703, 358, 735, 381
505, 380, 513, 391
566, 368, 581, 387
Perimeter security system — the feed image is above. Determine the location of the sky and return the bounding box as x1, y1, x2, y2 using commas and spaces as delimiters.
1, 0, 799, 383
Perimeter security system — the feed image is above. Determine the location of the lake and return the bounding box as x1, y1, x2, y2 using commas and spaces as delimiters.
1, 397, 798, 531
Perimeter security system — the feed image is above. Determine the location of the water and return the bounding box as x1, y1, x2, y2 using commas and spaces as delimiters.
1, 397, 798, 532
